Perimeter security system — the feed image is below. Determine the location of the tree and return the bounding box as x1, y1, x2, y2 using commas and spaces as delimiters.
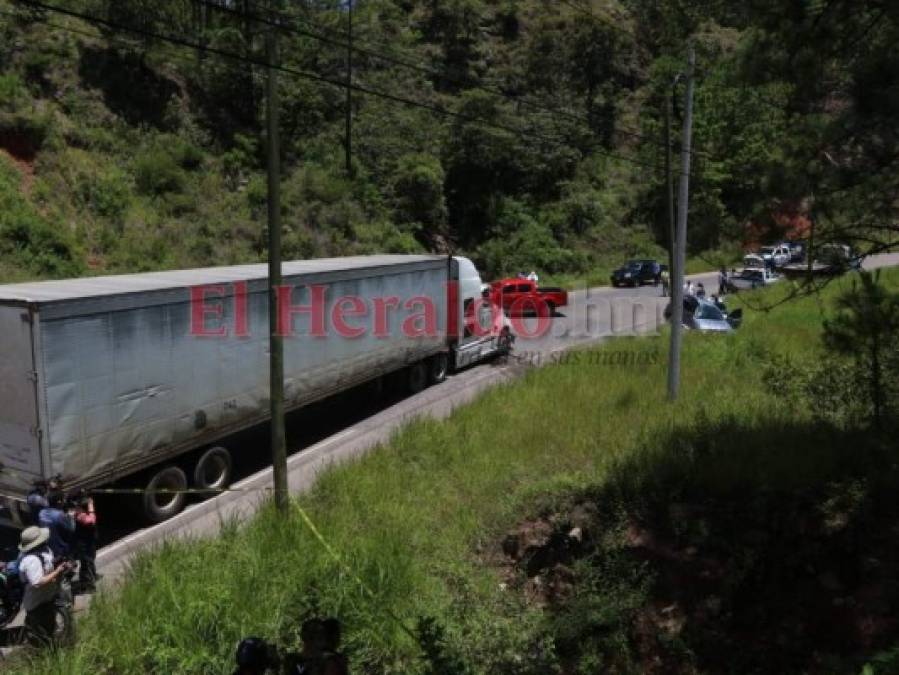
390, 153, 448, 233
822, 271, 899, 430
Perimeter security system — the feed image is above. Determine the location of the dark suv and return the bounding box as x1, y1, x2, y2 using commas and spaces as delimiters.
610, 260, 663, 287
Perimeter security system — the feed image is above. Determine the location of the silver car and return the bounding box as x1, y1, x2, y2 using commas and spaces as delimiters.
664, 297, 742, 332
688, 300, 741, 332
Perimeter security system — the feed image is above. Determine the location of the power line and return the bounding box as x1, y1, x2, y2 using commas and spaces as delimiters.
206, 0, 684, 155
557, 0, 637, 40
13, 0, 665, 172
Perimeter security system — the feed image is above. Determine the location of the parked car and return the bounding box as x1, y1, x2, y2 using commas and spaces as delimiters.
610, 260, 662, 287
743, 253, 765, 270
780, 243, 863, 278
784, 240, 805, 262
664, 296, 742, 332
818, 243, 863, 273
726, 267, 780, 292
489, 278, 568, 316
758, 244, 792, 268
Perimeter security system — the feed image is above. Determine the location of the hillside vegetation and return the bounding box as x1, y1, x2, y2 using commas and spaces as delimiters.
0, 0, 896, 282
9, 269, 899, 675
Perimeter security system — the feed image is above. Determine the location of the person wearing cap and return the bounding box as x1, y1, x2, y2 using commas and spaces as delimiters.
18, 526, 72, 645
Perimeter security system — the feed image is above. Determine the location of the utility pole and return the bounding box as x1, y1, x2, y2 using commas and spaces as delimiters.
266, 2, 288, 514
345, 0, 354, 178
664, 73, 682, 296
666, 46, 695, 401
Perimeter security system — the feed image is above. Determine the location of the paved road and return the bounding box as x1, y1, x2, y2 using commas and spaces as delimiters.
1, 252, 896, 646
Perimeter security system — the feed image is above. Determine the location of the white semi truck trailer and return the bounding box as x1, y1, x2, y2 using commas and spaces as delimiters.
0, 255, 511, 525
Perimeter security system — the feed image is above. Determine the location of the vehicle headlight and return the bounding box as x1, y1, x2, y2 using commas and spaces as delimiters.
623, 272, 631, 277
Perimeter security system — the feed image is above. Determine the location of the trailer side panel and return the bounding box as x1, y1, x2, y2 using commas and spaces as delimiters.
0, 306, 42, 491
37, 261, 447, 485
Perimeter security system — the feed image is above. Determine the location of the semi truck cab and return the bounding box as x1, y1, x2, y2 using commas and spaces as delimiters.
450, 257, 513, 369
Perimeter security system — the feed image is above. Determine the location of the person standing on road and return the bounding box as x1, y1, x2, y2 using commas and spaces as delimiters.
660, 268, 670, 297
73, 495, 99, 593
37, 491, 76, 618
718, 267, 728, 296
17, 526, 72, 646
38, 491, 75, 559
26, 487, 48, 527
527, 270, 538, 283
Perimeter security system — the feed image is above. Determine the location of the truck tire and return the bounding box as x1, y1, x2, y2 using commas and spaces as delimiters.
546, 301, 556, 316
407, 362, 428, 394
428, 353, 449, 384
142, 465, 188, 523
193, 446, 233, 493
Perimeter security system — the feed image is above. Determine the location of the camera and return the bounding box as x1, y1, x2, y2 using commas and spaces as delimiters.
55, 556, 77, 579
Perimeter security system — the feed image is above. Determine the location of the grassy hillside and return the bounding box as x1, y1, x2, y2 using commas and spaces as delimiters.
3, 0, 859, 285
10, 269, 899, 674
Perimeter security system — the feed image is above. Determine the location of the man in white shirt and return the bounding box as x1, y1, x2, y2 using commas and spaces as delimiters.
18, 526, 72, 645
526, 270, 538, 283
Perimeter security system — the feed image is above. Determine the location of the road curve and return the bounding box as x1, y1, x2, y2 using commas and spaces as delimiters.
2, 252, 895, 635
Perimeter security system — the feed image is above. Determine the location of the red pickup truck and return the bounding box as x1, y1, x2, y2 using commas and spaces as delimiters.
489, 278, 568, 316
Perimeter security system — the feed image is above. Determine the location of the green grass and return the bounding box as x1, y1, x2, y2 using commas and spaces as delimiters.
10, 268, 899, 675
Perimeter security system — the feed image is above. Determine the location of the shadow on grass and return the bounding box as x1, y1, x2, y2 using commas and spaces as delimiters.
501, 415, 899, 674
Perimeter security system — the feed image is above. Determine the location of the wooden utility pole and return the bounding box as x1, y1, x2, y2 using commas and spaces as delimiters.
345, 0, 354, 178
664, 84, 677, 295
266, 2, 288, 513
666, 46, 695, 401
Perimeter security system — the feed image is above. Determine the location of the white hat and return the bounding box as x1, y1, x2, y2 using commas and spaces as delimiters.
19, 526, 50, 553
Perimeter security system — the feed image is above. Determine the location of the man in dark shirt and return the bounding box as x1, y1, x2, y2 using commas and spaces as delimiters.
36, 491, 75, 614
37, 491, 75, 558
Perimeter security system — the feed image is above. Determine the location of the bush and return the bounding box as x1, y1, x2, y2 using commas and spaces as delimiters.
165, 136, 204, 171
76, 166, 132, 221
0, 73, 25, 111
390, 153, 448, 229
133, 148, 186, 195
0, 157, 81, 277
476, 214, 588, 279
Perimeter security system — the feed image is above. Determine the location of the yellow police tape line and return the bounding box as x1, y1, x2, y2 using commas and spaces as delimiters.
289, 501, 421, 645
1, 463, 424, 648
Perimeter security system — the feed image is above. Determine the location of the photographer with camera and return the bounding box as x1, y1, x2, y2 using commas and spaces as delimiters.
72, 493, 99, 593
36, 490, 76, 618
17, 526, 74, 646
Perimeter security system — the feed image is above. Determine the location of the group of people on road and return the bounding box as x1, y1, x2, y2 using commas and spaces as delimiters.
663, 266, 730, 302
234, 618, 349, 675
17, 481, 99, 646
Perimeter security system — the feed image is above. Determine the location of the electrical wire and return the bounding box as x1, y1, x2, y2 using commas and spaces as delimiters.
12, 0, 667, 172
211, 0, 694, 156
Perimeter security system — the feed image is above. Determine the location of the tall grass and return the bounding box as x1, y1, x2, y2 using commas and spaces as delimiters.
10, 269, 898, 674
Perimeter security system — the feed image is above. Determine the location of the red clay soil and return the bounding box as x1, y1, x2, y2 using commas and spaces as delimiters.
0, 141, 36, 194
